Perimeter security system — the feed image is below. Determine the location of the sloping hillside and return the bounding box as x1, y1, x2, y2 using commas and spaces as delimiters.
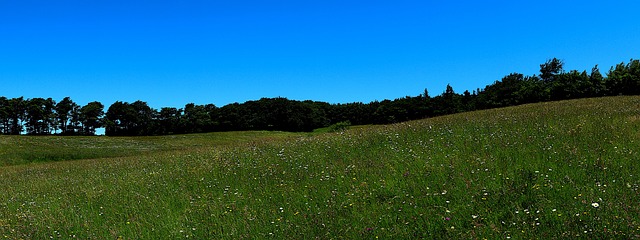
1, 96, 639, 239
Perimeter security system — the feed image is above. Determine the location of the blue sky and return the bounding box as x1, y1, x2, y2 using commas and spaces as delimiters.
1, 1, 639, 109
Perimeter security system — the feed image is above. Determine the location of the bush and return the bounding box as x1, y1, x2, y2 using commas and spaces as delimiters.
328, 121, 351, 132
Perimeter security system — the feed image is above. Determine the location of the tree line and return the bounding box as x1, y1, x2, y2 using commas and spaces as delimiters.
2, 58, 639, 136
0, 97, 104, 135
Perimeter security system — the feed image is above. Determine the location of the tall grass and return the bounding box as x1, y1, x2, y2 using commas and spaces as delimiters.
1, 96, 639, 239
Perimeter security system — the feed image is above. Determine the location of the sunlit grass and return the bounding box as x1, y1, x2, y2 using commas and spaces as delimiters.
1, 96, 640, 239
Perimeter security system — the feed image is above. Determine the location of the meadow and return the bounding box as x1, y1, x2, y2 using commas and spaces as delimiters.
1, 96, 639, 239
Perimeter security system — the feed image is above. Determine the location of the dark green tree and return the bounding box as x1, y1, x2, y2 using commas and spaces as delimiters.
55, 97, 77, 135
105, 100, 156, 136
540, 58, 564, 83
550, 70, 589, 100
0, 97, 9, 134
480, 73, 525, 108
25, 98, 55, 135
461, 90, 475, 111
217, 103, 246, 131
605, 59, 640, 95
516, 75, 548, 103
180, 103, 214, 133
79, 101, 104, 135
434, 84, 461, 115
419, 89, 433, 118
158, 107, 182, 135
105, 101, 134, 136
130, 100, 158, 135
7, 97, 26, 135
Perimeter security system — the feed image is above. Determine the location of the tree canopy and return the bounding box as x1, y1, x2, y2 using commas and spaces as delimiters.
2, 58, 639, 136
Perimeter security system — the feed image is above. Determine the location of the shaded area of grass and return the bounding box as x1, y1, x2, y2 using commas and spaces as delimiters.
1, 96, 640, 239
0, 131, 301, 167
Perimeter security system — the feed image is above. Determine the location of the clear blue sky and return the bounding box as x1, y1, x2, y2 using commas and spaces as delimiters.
2, 0, 639, 109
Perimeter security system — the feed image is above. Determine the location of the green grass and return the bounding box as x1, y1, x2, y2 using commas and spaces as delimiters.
1, 96, 640, 239
0, 131, 301, 167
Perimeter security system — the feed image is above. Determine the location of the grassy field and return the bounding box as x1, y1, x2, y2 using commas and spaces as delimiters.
0, 131, 302, 167
1, 96, 640, 239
